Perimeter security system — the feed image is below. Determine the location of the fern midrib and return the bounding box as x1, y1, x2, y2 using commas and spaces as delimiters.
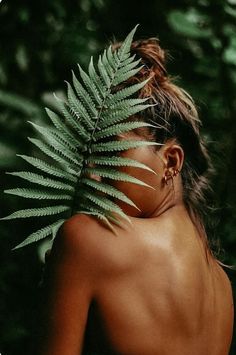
71, 50, 134, 215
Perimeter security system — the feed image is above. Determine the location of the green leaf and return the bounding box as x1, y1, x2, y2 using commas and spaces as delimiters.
83, 167, 154, 188
88, 56, 106, 97
17, 155, 77, 182
94, 121, 153, 140
28, 138, 82, 168
106, 79, 150, 104
28, 121, 80, 166
91, 139, 160, 153
4, 188, 72, 201
100, 104, 152, 128
168, 10, 212, 39
87, 155, 156, 173
7, 171, 75, 191
13, 219, 65, 249
1, 205, 70, 220
81, 178, 140, 209
98, 54, 111, 87
118, 25, 139, 61
78, 64, 102, 105
113, 66, 143, 86
66, 80, 95, 130
71, 72, 98, 119
82, 189, 130, 223
45, 108, 80, 148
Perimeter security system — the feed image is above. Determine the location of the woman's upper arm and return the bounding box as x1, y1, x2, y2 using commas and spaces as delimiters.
38, 215, 99, 355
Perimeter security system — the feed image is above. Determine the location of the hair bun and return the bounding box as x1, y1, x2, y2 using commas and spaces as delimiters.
130, 38, 167, 83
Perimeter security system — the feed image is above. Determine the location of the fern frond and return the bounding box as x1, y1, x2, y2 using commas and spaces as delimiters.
28, 121, 80, 166
13, 219, 65, 250
100, 104, 152, 128
2, 26, 161, 248
91, 139, 160, 153
71, 72, 98, 119
118, 24, 139, 60
88, 56, 106, 97
4, 188, 72, 201
46, 108, 80, 148
106, 79, 150, 104
77, 64, 102, 105
113, 66, 144, 86
17, 155, 77, 182
1, 205, 70, 220
81, 177, 140, 209
83, 167, 155, 188
66, 80, 95, 130
28, 138, 82, 168
94, 121, 153, 140
75, 206, 119, 234
86, 155, 156, 173
98, 54, 111, 87
7, 171, 75, 191
82, 189, 130, 223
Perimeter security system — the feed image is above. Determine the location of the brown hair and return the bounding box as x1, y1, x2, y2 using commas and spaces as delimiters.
113, 38, 214, 256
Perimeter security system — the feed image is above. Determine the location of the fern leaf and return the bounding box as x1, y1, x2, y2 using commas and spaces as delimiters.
91, 139, 160, 153
66, 81, 95, 130
4, 188, 72, 201
17, 155, 77, 182
83, 167, 154, 188
108, 98, 149, 112
86, 155, 156, 173
107, 79, 150, 104
88, 56, 106, 97
94, 121, 153, 140
2, 26, 160, 248
118, 24, 139, 61
77, 64, 102, 105
49, 128, 78, 153
101, 48, 115, 79
98, 55, 111, 87
1, 205, 70, 220
106, 45, 119, 69
7, 171, 75, 191
81, 177, 139, 209
28, 137, 80, 168
82, 190, 130, 223
75, 206, 119, 234
100, 104, 152, 128
71, 72, 98, 119
13, 219, 65, 250
29, 121, 80, 166
45, 108, 80, 148
114, 67, 144, 86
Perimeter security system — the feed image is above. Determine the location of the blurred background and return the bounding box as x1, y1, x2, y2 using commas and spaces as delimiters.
0, 0, 236, 354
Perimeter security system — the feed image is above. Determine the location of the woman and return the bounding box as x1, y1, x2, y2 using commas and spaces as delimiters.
38, 39, 234, 355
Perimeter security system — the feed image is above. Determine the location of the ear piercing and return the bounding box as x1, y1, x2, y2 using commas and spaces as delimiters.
164, 169, 180, 185
173, 169, 180, 177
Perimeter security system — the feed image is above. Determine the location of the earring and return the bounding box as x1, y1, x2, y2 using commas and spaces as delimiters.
164, 170, 172, 185
173, 169, 180, 177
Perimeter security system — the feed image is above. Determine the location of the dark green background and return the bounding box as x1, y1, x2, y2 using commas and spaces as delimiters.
0, 1, 235, 354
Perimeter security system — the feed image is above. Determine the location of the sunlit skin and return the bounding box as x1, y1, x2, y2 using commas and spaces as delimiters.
38, 131, 234, 355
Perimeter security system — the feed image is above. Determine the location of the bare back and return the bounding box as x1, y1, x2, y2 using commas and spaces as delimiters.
41, 210, 234, 355
84, 209, 234, 355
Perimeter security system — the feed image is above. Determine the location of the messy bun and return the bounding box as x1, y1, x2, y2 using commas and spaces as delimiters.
113, 38, 213, 252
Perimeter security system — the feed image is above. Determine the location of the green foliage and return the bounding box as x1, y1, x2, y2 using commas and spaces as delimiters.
1, 26, 156, 249
1, 1, 236, 353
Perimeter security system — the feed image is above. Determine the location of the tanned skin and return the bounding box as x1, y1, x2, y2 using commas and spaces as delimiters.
38, 132, 234, 355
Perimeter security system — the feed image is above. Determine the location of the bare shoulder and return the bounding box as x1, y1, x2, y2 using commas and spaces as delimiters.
51, 213, 117, 272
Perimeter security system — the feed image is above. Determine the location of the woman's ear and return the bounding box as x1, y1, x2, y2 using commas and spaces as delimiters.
162, 143, 184, 175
